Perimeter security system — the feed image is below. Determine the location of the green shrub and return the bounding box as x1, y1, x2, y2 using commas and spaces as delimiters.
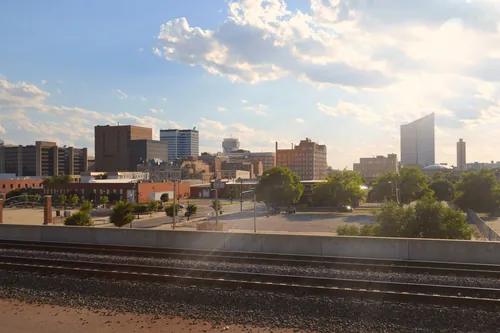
187, 204, 198, 214
110, 201, 135, 227
80, 200, 93, 213
64, 211, 93, 226
336, 225, 360, 236
165, 204, 180, 217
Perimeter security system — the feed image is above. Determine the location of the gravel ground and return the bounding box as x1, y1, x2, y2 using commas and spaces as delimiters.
1, 248, 500, 289
0, 269, 497, 333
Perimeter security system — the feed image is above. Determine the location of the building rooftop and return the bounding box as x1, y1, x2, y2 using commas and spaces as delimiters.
422, 164, 453, 171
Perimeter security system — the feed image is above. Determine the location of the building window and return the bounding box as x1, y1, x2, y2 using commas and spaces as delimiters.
1, 184, 4, 189
17, 184, 20, 188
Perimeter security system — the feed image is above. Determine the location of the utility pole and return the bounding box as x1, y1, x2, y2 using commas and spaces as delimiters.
240, 178, 243, 212
172, 181, 176, 229
253, 192, 257, 233
215, 179, 219, 229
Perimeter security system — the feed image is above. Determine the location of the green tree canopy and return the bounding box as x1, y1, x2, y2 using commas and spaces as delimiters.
165, 203, 180, 217
100, 196, 109, 206
69, 194, 79, 207
110, 201, 135, 227
160, 193, 169, 202
370, 167, 432, 204
255, 167, 304, 207
429, 179, 455, 201
64, 211, 93, 226
454, 169, 499, 213
312, 171, 365, 207
79, 200, 93, 213
57, 194, 67, 205
211, 199, 222, 211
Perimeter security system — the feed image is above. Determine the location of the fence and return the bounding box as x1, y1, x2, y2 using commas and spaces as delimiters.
467, 210, 500, 241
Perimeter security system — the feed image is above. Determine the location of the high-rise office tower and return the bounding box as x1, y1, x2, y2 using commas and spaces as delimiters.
457, 138, 466, 172
400, 113, 435, 167
160, 128, 199, 160
222, 137, 240, 154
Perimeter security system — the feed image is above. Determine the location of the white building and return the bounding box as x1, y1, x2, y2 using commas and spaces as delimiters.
160, 128, 199, 160
222, 138, 240, 154
400, 113, 435, 167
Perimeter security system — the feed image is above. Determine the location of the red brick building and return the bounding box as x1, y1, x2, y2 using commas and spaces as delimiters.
43, 181, 190, 204
0, 178, 44, 195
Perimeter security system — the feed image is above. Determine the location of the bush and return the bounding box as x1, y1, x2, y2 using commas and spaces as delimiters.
147, 200, 159, 213
79, 200, 93, 213
336, 225, 360, 236
187, 204, 198, 214
160, 193, 169, 202
133, 204, 148, 214
110, 201, 135, 227
165, 204, 180, 217
211, 199, 222, 211
64, 211, 93, 226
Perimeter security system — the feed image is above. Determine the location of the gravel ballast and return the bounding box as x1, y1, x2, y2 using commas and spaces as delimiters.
0, 270, 498, 333
1, 248, 500, 289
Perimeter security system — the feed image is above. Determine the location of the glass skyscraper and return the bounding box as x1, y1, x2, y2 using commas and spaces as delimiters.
400, 113, 435, 167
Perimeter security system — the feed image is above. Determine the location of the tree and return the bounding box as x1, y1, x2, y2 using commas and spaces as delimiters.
255, 166, 304, 207
312, 171, 365, 207
100, 196, 109, 207
211, 199, 222, 212
429, 179, 455, 201
370, 167, 432, 204
228, 187, 238, 203
87, 192, 96, 202
57, 194, 67, 206
398, 167, 433, 204
79, 200, 93, 213
109, 201, 135, 227
146, 200, 159, 216
64, 211, 93, 226
187, 204, 198, 214
160, 193, 169, 203
69, 194, 79, 207
455, 169, 498, 213
165, 203, 180, 217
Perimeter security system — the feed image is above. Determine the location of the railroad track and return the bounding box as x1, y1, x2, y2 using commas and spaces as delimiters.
1, 240, 500, 278
1, 255, 499, 308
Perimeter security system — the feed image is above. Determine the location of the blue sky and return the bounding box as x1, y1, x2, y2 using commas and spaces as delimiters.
1, 0, 500, 169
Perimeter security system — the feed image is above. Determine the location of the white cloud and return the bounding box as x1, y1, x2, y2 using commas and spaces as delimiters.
241, 100, 249, 104
0, 124, 6, 134
198, 118, 227, 131
41, 80, 47, 85
244, 103, 269, 116
217, 106, 227, 112
139, 47, 144, 52
295, 118, 304, 123
161, 97, 167, 101
150, 108, 164, 114
140, 96, 147, 102
0, 77, 181, 151
114, 89, 128, 100
317, 101, 381, 123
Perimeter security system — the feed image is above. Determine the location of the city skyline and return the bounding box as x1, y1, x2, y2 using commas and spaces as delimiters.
1, 0, 500, 169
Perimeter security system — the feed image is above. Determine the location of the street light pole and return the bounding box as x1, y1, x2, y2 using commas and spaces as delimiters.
240, 178, 243, 212
215, 179, 219, 229
172, 180, 176, 229
253, 192, 257, 233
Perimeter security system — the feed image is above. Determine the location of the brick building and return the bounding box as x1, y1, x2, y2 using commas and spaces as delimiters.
0, 141, 88, 177
43, 181, 190, 204
0, 178, 44, 195
353, 154, 398, 180
276, 138, 327, 180
95, 125, 167, 172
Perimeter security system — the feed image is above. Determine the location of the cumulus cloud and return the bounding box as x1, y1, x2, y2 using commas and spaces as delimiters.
295, 118, 304, 123
244, 103, 269, 116
41, 80, 47, 85
150, 108, 164, 114
217, 106, 227, 112
0, 124, 6, 134
317, 101, 381, 124
0, 77, 181, 150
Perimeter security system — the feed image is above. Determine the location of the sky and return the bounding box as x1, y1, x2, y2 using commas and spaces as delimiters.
1, 0, 500, 169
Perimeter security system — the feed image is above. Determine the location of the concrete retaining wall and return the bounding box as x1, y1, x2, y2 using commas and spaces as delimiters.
1, 224, 500, 264
468, 210, 500, 242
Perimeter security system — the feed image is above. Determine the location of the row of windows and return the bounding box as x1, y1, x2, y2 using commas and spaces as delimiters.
1, 183, 39, 189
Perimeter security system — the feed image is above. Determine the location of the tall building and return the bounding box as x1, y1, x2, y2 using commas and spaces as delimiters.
276, 138, 327, 180
226, 150, 276, 171
222, 138, 240, 154
129, 140, 168, 169
160, 128, 199, 160
400, 113, 435, 167
353, 154, 398, 180
94, 125, 153, 172
457, 138, 466, 172
0, 141, 88, 177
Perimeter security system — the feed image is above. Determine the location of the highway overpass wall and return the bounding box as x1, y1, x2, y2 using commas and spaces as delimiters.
1, 224, 500, 264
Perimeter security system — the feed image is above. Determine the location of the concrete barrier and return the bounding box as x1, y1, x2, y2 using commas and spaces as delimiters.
261, 234, 322, 255
1, 224, 500, 264
321, 237, 409, 259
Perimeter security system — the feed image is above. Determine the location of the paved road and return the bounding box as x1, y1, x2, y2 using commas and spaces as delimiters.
129, 200, 256, 229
